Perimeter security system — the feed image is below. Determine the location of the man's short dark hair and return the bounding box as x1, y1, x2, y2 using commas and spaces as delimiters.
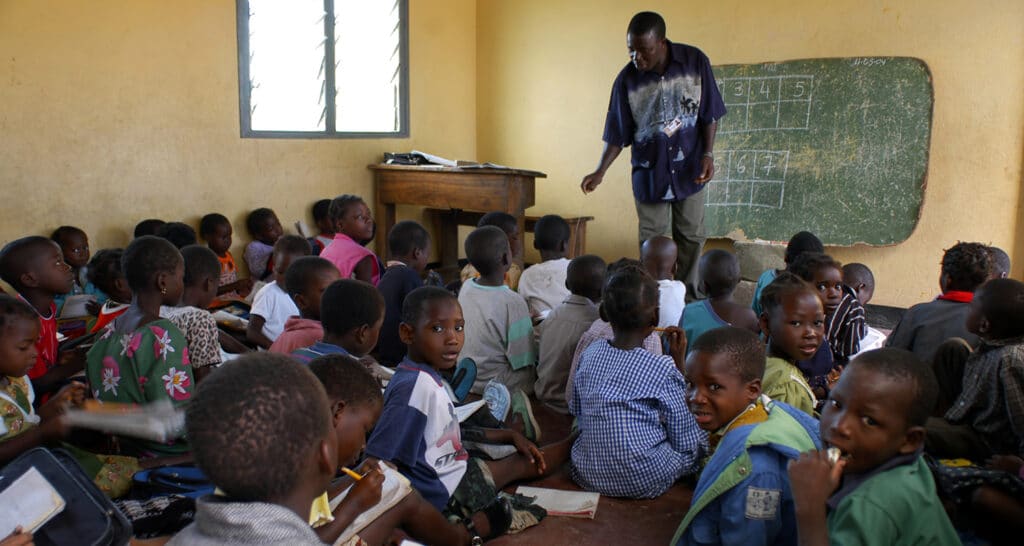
328, 195, 365, 222
976, 278, 1024, 338
0, 294, 38, 331
847, 348, 937, 428
199, 213, 230, 238
246, 208, 277, 236
759, 271, 816, 315
627, 11, 666, 40
134, 219, 166, 238
156, 222, 198, 249
464, 226, 508, 276
186, 352, 330, 502
689, 326, 766, 383
941, 242, 991, 292
601, 265, 658, 330
789, 252, 842, 282
309, 353, 383, 408
477, 212, 517, 235
321, 279, 384, 336
0, 236, 58, 288
533, 215, 570, 252
122, 236, 182, 292
784, 231, 824, 265
401, 286, 457, 326
842, 263, 875, 290
699, 249, 741, 297
312, 199, 332, 222
180, 245, 221, 287
387, 220, 430, 258
284, 257, 338, 296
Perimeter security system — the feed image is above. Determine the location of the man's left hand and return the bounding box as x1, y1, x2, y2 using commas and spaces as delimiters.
694, 156, 715, 184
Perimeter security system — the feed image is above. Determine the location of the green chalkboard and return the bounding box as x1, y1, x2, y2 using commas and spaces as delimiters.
703, 57, 932, 245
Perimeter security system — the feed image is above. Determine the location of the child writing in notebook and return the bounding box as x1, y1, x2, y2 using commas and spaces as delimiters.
758, 273, 820, 416
168, 352, 336, 545
308, 353, 514, 545
85, 236, 195, 457
320, 194, 382, 285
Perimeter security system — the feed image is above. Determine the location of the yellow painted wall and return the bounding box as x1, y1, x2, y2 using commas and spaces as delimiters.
477, 0, 1024, 307
0, 0, 476, 272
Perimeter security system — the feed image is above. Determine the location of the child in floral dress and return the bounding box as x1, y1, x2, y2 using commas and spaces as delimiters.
86, 236, 195, 457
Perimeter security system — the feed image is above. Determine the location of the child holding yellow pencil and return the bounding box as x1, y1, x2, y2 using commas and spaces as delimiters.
308, 353, 511, 546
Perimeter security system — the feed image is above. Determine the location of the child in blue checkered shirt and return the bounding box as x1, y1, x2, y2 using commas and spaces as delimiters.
569, 264, 705, 498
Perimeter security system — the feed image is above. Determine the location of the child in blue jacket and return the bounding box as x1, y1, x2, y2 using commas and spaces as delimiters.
673, 326, 821, 545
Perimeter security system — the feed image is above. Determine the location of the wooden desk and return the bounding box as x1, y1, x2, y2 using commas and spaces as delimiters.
370, 164, 546, 268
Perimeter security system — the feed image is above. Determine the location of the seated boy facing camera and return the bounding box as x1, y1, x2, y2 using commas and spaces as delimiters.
787, 349, 959, 546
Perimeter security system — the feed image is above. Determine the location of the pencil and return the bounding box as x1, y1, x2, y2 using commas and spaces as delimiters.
341, 467, 363, 481
653, 327, 669, 332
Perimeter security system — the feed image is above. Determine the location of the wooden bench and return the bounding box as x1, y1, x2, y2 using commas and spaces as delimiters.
427, 209, 595, 267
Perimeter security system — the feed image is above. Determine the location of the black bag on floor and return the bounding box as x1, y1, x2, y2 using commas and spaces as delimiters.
0, 447, 131, 545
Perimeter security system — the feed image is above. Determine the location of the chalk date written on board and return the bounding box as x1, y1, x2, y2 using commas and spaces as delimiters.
850, 58, 887, 67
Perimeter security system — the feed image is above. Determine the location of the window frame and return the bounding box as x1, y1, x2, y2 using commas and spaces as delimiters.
235, 0, 410, 139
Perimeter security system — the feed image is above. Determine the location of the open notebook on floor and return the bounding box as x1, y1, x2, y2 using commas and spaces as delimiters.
515, 486, 600, 519
328, 462, 412, 545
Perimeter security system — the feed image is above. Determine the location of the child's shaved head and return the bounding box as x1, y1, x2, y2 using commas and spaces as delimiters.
641, 235, 678, 281
699, 249, 741, 298
566, 254, 606, 302
464, 226, 509, 277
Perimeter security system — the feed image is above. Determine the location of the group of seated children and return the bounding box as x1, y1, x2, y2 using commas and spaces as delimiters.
2, 192, 1022, 545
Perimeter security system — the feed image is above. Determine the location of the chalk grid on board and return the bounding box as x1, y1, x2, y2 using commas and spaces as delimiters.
716, 75, 815, 133
705, 149, 790, 209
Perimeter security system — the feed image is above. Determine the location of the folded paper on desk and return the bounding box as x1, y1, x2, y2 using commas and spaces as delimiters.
515, 486, 600, 518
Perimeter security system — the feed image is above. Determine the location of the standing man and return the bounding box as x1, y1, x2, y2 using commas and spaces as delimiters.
581, 11, 726, 298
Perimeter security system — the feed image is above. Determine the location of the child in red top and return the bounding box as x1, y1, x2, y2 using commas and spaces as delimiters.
0, 237, 82, 398
86, 249, 132, 333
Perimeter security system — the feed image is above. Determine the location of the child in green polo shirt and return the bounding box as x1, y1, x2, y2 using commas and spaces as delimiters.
787, 348, 959, 545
